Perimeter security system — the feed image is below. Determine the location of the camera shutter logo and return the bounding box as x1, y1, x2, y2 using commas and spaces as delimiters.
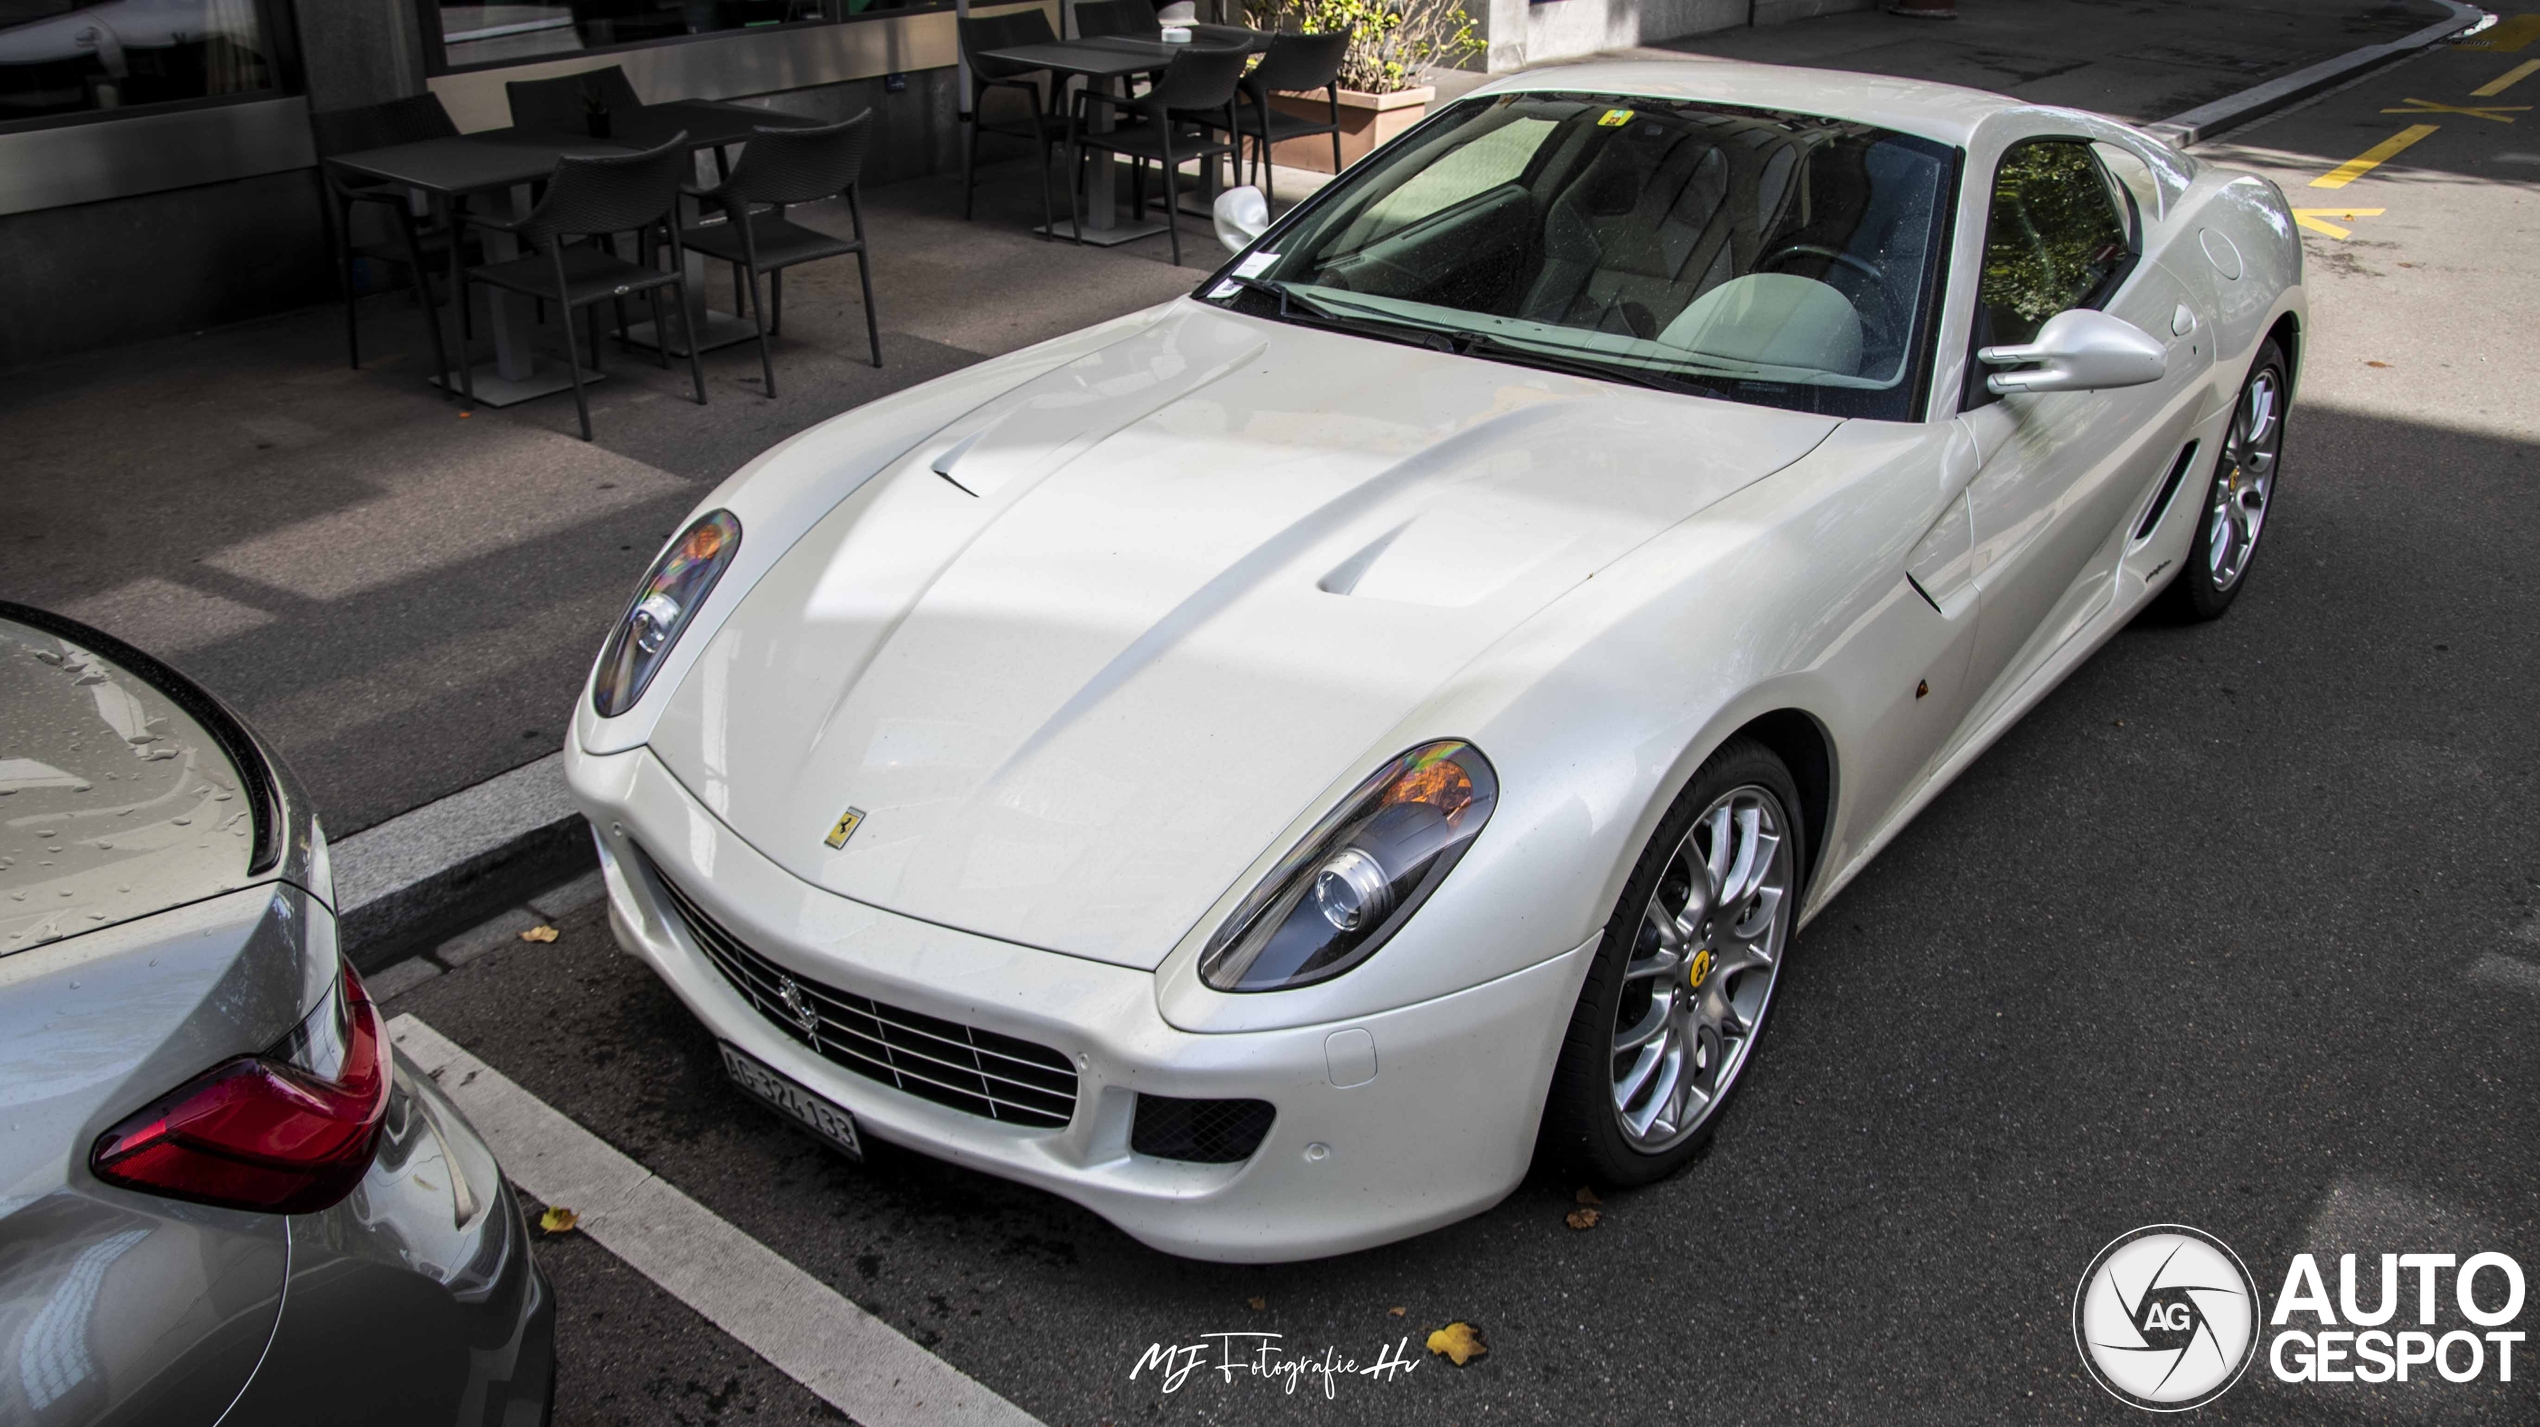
2074, 1224, 2262, 1411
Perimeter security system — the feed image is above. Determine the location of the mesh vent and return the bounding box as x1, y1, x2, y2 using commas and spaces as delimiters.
647, 853, 1079, 1130
1131, 1095, 1276, 1164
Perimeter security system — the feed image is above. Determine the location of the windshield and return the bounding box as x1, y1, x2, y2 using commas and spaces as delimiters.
1203, 92, 1959, 420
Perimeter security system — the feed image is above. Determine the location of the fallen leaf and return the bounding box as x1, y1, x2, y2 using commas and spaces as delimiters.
1574, 1186, 1603, 1206
1387, 1306, 1407, 1318
521, 925, 560, 943
2366, 360, 2390, 368
1426, 1321, 1488, 1366
1247, 1296, 1266, 1312
1566, 1207, 1602, 1230
539, 1206, 579, 1233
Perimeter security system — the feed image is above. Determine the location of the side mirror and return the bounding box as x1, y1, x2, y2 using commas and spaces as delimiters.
1214, 186, 1268, 255
1977, 308, 2166, 394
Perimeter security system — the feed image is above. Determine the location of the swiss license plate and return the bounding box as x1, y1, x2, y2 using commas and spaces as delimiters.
720, 1042, 863, 1160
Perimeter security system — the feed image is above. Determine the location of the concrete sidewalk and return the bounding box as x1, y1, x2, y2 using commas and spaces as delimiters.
0, 0, 2470, 963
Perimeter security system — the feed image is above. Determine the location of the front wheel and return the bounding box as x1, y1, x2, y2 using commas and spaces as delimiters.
2163, 340, 2288, 621
1538, 736, 1802, 1187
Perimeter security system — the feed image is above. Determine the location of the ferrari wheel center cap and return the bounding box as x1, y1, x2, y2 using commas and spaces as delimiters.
1687, 947, 1714, 990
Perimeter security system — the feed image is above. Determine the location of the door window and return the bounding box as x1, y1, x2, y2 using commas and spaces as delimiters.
1973, 140, 2135, 351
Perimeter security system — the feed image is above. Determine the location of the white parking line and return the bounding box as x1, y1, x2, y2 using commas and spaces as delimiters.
389, 1015, 1044, 1427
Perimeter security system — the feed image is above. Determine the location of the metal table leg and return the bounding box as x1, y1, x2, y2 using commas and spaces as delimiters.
1036, 73, 1168, 246
432, 183, 603, 407
624, 154, 763, 356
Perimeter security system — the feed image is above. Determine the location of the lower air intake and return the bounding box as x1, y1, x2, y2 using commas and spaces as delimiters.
1131, 1095, 1276, 1164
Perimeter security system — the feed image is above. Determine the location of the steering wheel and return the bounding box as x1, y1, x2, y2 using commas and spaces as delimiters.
1757, 242, 1897, 351
1759, 242, 1884, 285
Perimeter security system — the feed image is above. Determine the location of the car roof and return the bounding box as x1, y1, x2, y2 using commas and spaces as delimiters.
1465, 60, 2027, 147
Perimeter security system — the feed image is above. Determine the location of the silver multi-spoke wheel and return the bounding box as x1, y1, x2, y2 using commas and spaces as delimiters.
1608, 785, 1794, 1153
2206, 367, 2282, 592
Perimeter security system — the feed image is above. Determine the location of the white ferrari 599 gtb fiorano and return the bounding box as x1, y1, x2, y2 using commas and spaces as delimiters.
563, 61, 2303, 1261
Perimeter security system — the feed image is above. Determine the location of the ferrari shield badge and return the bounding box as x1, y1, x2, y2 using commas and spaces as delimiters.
822, 807, 866, 849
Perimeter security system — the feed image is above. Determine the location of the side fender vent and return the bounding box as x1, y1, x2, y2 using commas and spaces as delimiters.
2135, 440, 2200, 542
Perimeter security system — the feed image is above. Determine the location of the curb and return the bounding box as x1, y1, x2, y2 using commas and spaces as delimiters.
2146, 0, 2490, 147
333, 751, 593, 972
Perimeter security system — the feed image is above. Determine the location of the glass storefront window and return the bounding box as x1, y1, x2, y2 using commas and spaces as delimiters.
0, 0, 278, 124
425, 0, 957, 73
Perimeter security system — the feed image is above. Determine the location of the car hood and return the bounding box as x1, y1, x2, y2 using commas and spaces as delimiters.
648, 302, 1838, 968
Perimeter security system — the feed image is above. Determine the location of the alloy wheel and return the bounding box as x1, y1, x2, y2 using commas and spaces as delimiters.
2207, 367, 2283, 592
1608, 785, 1794, 1153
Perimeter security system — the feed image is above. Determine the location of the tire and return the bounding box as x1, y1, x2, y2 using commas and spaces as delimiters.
2162, 339, 2289, 621
1538, 736, 1804, 1187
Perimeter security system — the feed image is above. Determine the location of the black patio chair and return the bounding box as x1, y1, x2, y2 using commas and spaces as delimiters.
311, 94, 479, 385
1066, 45, 1246, 265
1229, 29, 1348, 207
456, 134, 706, 441
1071, 0, 1159, 39
958, 10, 1066, 231
504, 66, 644, 134
681, 111, 882, 395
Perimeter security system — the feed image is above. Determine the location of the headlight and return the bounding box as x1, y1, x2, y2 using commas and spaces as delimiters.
592, 510, 741, 717
1198, 741, 1498, 992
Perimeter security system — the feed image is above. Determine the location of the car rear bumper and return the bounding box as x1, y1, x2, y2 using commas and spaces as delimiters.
220, 1049, 556, 1426
570, 742, 1587, 1263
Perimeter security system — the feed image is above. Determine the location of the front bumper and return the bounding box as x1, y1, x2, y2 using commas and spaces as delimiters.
220, 1049, 556, 1426
571, 742, 1588, 1263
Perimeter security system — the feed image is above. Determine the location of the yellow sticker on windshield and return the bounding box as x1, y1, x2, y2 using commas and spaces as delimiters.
1597, 108, 1635, 127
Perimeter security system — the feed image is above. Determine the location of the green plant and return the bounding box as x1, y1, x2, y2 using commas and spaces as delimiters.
1245, 0, 1482, 94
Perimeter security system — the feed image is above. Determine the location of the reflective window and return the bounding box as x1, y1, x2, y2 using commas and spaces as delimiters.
1975, 139, 2134, 349
1210, 93, 1958, 421
426, 0, 956, 72
0, 0, 279, 125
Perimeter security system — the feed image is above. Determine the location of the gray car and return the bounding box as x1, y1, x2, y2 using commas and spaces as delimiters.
0, 602, 553, 1426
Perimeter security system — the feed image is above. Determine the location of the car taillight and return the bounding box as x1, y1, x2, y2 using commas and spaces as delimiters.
90, 964, 392, 1215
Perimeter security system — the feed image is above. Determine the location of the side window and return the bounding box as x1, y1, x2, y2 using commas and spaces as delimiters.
1974, 140, 2135, 350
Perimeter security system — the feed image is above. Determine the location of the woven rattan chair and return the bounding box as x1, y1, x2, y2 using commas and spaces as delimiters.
958, 11, 1067, 231
1230, 30, 1348, 207
682, 111, 882, 396
504, 66, 643, 133
1067, 45, 1245, 265
457, 134, 706, 440
311, 95, 474, 385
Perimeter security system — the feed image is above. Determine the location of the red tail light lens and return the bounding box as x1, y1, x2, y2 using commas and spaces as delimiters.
90, 965, 392, 1215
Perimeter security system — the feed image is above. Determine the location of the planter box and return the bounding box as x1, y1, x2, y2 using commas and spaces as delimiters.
1268, 85, 1432, 173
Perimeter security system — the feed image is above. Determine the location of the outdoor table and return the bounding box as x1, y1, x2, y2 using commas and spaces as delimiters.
977, 28, 1270, 244
327, 102, 821, 404
331, 129, 630, 405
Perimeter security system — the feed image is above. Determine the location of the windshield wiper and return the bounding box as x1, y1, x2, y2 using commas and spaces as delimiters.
1215, 275, 1467, 351
1217, 280, 1733, 397
1453, 332, 1731, 399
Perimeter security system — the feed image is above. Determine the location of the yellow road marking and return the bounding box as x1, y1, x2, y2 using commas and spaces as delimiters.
2382, 96, 2529, 122
2462, 13, 2540, 51
2311, 124, 2440, 188
2291, 207, 2385, 238
2472, 59, 2540, 96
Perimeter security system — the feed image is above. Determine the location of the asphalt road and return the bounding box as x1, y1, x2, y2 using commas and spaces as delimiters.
385, 32, 2540, 1427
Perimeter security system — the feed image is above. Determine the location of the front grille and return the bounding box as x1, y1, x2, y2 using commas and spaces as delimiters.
1131, 1095, 1276, 1164
651, 863, 1079, 1130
